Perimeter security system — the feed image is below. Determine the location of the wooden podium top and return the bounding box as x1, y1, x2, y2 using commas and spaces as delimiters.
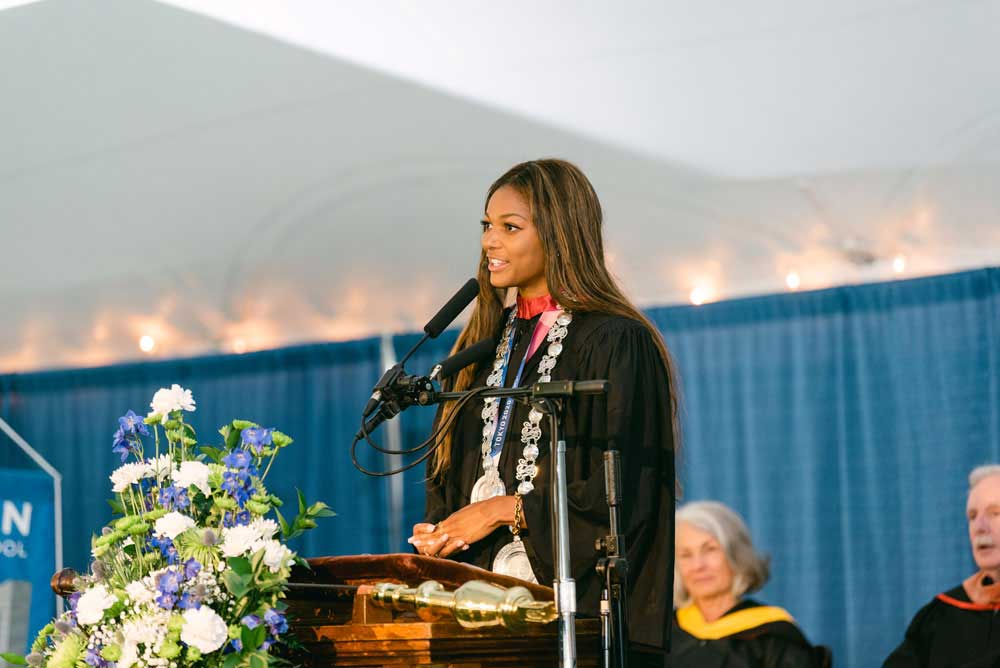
293, 553, 554, 598
287, 553, 599, 668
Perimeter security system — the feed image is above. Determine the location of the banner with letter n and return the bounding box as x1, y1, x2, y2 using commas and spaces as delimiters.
0, 414, 62, 657
0, 469, 56, 654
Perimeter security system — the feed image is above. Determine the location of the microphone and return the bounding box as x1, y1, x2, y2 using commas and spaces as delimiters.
422, 278, 480, 338
363, 278, 479, 418
356, 339, 496, 438
430, 337, 497, 381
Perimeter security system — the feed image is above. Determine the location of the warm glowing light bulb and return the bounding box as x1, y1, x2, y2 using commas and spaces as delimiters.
785, 272, 801, 290
138, 335, 155, 353
231, 338, 247, 354
689, 286, 708, 306
892, 255, 906, 273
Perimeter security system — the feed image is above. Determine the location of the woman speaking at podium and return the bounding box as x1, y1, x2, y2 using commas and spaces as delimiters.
408, 158, 678, 664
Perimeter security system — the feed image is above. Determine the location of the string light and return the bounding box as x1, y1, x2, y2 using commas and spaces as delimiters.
138, 335, 155, 353
892, 255, 906, 274
785, 272, 801, 290
689, 286, 710, 306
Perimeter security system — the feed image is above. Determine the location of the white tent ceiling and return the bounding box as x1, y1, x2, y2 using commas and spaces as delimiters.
2, 0, 998, 372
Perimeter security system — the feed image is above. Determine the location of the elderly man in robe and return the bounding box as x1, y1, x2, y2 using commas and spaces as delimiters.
885, 464, 1000, 667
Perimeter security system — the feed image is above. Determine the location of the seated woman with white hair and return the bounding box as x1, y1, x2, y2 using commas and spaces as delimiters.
672, 500, 827, 667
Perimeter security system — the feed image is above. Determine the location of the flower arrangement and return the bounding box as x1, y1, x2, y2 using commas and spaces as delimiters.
3, 385, 332, 668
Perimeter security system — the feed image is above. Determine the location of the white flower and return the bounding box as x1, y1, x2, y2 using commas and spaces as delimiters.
76, 584, 118, 625
172, 461, 211, 496
110, 462, 147, 493
258, 539, 295, 573
153, 511, 195, 540
117, 611, 169, 668
144, 454, 175, 481
117, 642, 138, 668
147, 384, 196, 420
251, 517, 279, 540
220, 525, 258, 557
125, 580, 155, 605
180, 606, 228, 653
121, 612, 166, 646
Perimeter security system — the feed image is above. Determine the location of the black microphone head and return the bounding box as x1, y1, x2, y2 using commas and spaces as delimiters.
435, 337, 498, 381
423, 278, 479, 338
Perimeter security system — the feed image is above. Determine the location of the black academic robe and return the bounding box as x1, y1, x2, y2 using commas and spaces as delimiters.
425, 309, 676, 654
671, 599, 825, 668
884, 585, 1000, 668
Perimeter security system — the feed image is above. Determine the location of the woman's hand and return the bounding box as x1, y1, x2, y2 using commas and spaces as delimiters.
407, 496, 517, 558
407, 522, 450, 557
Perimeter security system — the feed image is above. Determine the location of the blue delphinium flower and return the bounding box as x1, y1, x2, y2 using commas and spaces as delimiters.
183, 558, 201, 580
221, 472, 253, 508
264, 608, 288, 635
241, 614, 261, 629
156, 590, 176, 609
118, 410, 149, 437
67, 591, 81, 623
241, 427, 273, 455
177, 591, 200, 610
159, 485, 190, 511
228, 639, 243, 653
156, 569, 182, 609
112, 410, 148, 462
111, 426, 131, 463
150, 535, 179, 564
223, 450, 252, 470
158, 569, 181, 593
84, 647, 108, 668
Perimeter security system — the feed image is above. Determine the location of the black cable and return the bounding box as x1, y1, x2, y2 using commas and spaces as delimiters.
350, 386, 494, 476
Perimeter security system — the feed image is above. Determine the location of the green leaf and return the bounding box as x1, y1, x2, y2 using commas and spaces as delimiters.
297, 489, 306, 516
274, 508, 290, 538
107, 498, 125, 515
1, 653, 27, 666
307, 502, 336, 518
250, 625, 267, 650
249, 549, 266, 577
200, 446, 224, 464
222, 652, 242, 668
227, 557, 253, 577
224, 424, 242, 451
249, 652, 268, 668
240, 626, 255, 653
222, 570, 250, 599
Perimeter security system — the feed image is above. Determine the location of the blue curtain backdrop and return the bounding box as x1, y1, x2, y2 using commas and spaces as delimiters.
0, 338, 390, 572
2, 267, 999, 666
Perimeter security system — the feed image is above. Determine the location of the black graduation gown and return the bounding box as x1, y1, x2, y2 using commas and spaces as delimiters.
671, 599, 825, 668
424, 308, 676, 654
884, 585, 1000, 668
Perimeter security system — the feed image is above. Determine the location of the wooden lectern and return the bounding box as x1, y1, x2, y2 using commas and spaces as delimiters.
286, 554, 600, 667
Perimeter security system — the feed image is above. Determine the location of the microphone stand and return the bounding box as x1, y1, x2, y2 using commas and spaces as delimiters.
596, 448, 629, 668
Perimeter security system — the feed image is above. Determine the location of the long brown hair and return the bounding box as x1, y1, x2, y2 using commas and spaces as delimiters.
430, 158, 680, 479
